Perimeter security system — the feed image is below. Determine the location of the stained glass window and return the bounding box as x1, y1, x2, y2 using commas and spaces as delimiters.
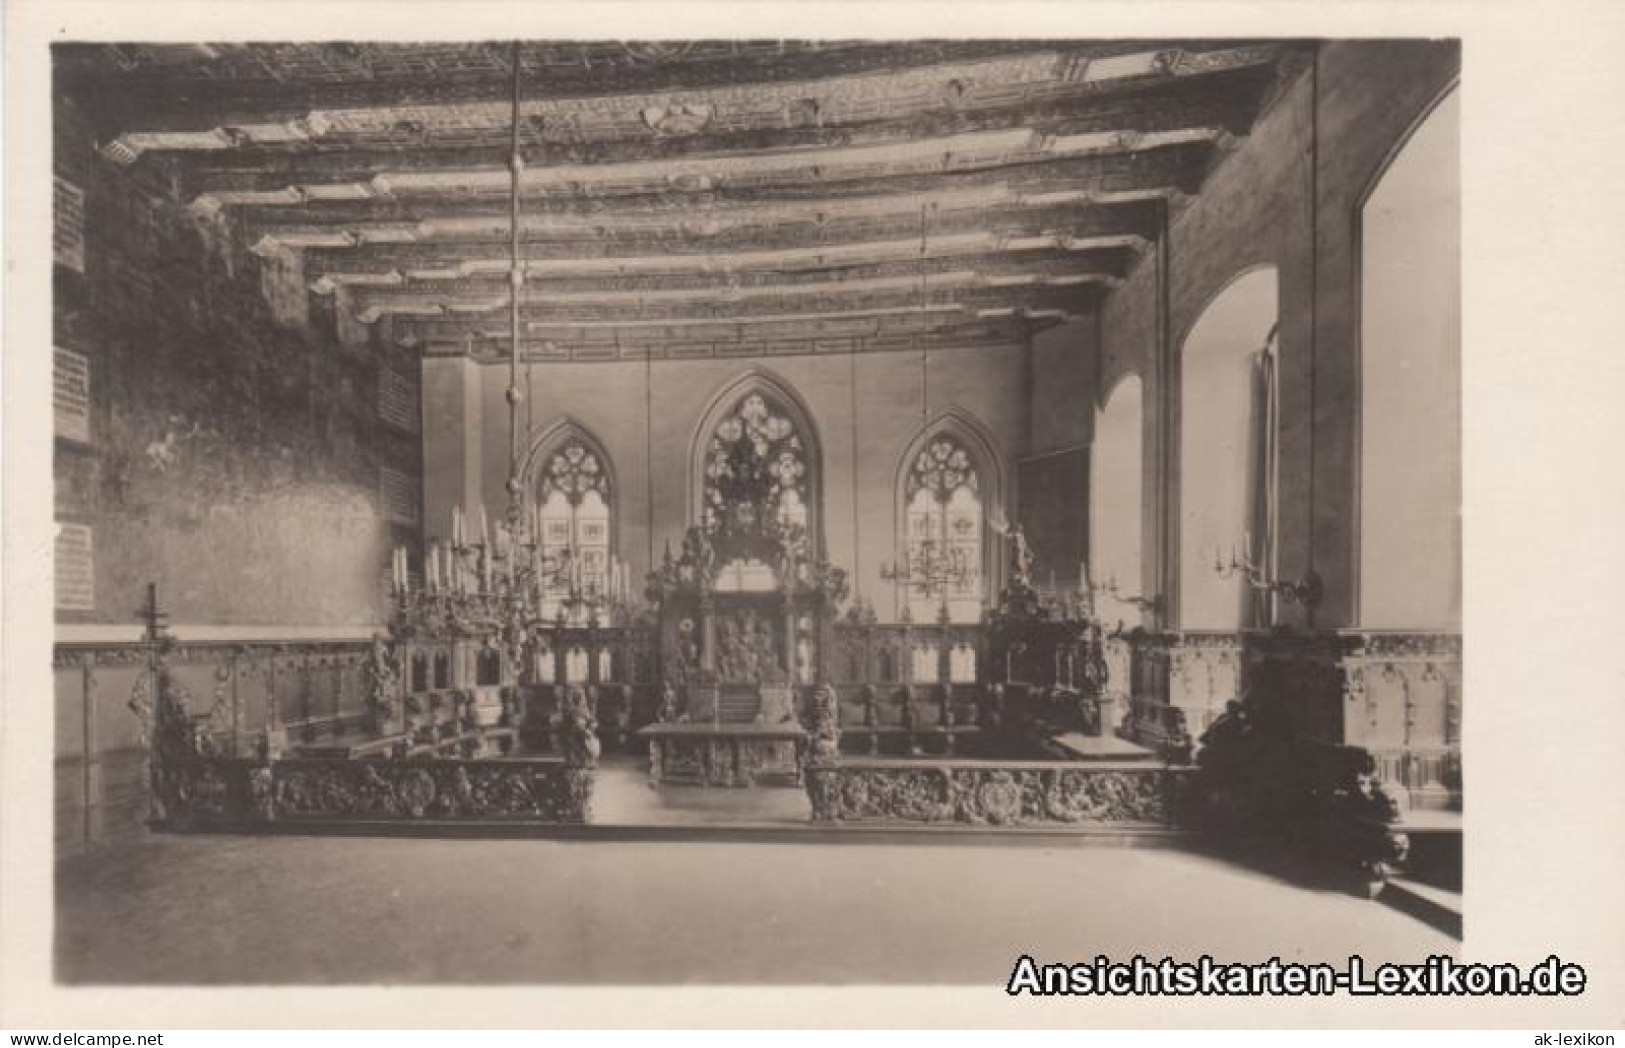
537, 439, 613, 625
703, 392, 809, 537
903, 435, 983, 624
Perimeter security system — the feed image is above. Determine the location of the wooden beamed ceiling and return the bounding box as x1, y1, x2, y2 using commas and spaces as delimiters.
65, 39, 1307, 360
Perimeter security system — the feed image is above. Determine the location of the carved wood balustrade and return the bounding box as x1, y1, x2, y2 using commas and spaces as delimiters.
55, 636, 378, 849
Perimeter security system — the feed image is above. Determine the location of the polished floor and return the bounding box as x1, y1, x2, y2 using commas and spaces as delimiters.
57, 832, 1455, 985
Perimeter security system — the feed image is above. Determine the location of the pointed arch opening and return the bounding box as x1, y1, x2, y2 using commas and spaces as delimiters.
893, 409, 1003, 624
1093, 374, 1144, 627
1178, 266, 1280, 631
518, 418, 621, 625
1358, 86, 1460, 629
689, 370, 823, 582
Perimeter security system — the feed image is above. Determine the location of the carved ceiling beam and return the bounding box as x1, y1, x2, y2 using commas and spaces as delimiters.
309, 233, 1141, 291
297, 199, 1164, 277
156, 62, 1277, 190
236, 145, 1209, 260
187, 129, 1222, 217
402, 304, 981, 345
262, 191, 1170, 266
67, 41, 1174, 131
395, 311, 1073, 359
350, 280, 1102, 326
90, 43, 1286, 159
319, 248, 1135, 301
244, 181, 1148, 233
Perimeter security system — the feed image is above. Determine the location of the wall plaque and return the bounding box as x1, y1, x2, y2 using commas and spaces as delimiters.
379, 466, 418, 525
55, 522, 95, 611
54, 176, 85, 273
378, 367, 419, 432
54, 347, 92, 445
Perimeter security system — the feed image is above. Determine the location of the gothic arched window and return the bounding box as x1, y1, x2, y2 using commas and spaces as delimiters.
702, 391, 810, 539
903, 434, 983, 624
536, 438, 614, 625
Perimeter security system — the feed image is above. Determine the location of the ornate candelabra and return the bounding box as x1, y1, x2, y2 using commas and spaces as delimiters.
1211, 535, 1322, 608
881, 537, 971, 616
389, 500, 635, 649
1094, 573, 1165, 621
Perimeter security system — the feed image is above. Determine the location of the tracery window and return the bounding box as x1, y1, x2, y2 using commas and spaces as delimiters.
903, 435, 983, 624
702, 392, 809, 538
537, 439, 613, 625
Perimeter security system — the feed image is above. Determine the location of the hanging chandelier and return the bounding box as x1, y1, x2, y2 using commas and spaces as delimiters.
389, 42, 631, 646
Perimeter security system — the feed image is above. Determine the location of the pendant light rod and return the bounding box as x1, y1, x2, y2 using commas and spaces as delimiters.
918, 202, 928, 420
505, 39, 525, 513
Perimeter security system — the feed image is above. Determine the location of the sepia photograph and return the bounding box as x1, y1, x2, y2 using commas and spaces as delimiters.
5, 0, 1623, 1033
43, 32, 1463, 983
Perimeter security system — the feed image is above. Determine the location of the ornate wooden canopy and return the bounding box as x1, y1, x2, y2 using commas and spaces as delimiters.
58, 40, 1307, 361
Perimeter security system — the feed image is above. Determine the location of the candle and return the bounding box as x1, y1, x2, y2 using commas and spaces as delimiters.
453, 506, 464, 547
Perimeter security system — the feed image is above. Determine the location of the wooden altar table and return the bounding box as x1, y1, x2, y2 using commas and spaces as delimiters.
637, 722, 808, 788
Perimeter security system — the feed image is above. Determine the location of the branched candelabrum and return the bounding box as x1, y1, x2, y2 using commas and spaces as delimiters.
1096, 574, 1166, 621
1211, 538, 1323, 608
392, 519, 573, 640
881, 539, 970, 612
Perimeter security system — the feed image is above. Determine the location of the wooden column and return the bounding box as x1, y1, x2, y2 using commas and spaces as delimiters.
699, 595, 716, 674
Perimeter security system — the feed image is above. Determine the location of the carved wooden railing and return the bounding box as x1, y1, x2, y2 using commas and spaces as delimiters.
54, 628, 616, 848
805, 758, 1192, 828
157, 755, 593, 828
802, 683, 1191, 829
54, 635, 378, 849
